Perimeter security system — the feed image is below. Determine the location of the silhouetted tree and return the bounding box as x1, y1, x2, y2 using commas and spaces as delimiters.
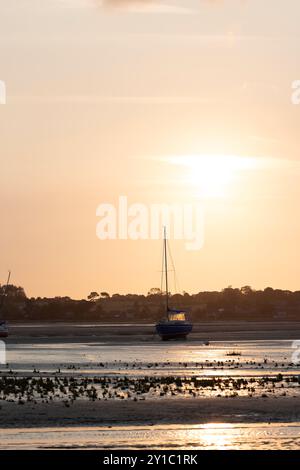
147, 288, 162, 296
87, 292, 99, 301
100, 292, 110, 298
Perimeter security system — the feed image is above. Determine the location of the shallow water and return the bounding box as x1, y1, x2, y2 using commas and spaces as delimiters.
1, 423, 300, 450
1, 339, 299, 377
1, 339, 300, 449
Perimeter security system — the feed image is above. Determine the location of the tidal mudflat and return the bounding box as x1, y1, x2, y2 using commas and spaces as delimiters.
1, 324, 300, 449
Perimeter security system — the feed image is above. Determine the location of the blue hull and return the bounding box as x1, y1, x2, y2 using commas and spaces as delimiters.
156, 322, 193, 340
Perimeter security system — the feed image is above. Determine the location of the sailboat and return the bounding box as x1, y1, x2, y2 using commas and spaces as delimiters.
156, 228, 193, 340
0, 271, 10, 338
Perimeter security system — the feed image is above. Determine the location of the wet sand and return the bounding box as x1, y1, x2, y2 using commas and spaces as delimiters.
7, 321, 300, 342
1, 324, 300, 440
1, 396, 300, 428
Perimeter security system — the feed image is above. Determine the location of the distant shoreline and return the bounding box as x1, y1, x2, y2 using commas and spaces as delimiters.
6, 321, 300, 342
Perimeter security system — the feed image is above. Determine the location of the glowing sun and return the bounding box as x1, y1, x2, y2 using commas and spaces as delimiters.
168, 154, 258, 198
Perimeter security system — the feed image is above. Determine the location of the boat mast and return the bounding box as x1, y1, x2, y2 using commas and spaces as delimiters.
163, 227, 169, 312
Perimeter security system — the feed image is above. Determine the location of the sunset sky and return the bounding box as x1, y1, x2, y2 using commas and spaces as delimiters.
1, 0, 300, 298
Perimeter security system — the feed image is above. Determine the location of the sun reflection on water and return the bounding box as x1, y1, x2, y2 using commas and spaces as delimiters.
197, 423, 236, 450
1, 423, 300, 450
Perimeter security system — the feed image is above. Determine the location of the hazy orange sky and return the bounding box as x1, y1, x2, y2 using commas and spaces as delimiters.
1, 0, 300, 298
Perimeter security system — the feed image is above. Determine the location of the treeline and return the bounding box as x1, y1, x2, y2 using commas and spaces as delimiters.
1, 284, 300, 322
